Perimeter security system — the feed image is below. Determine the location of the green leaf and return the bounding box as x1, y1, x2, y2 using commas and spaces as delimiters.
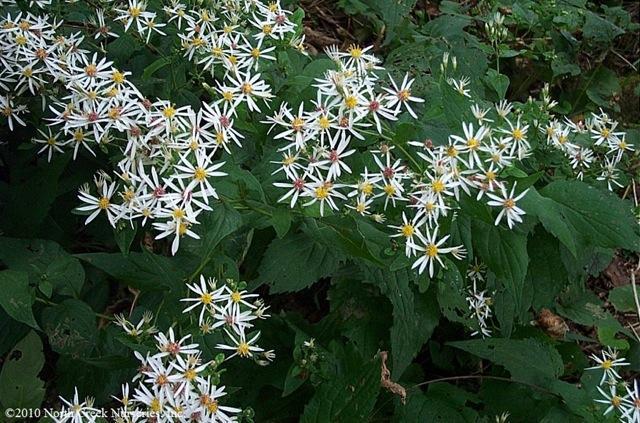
0, 270, 38, 329
583, 11, 625, 43
301, 351, 380, 422
528, 229, 568, 310
441, 81, 473, 129
0, 155, 69, 237
194, 201, 243, 254
539, 180, 640, 252
0, 237, 85, 297
437, 260, 474, 326
520, 188, 578, 256
485, 69, 509, 99
608, 285, 638, 313
449, 338, 564, 385
394, 391, 469, 423
366, 268, 439, 378
76, 251, 186, 290
45, 256, 85, 298
41, 299, 98, 356
271, 208, 292, 238
472, 220, 529, 312
114, 221, 137, 255
142, 56, 173, 80
0, 331, 45, 409
584, 67, 620, 107
258, 231, 344, 293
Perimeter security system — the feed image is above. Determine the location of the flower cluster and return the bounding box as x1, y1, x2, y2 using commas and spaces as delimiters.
543, 108, 635, 190
587, 348, 639, 421
465, 260, 493, 338
0, 1, 300, 254
181, 276, 273, 364
269, 48, 541, 277
56, 329, 242, 423
58, 276, 273, 422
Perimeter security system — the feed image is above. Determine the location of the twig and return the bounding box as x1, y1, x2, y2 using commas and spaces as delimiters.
610, 49, 638, 72
411, 374, 557, 396
379, 351, 407, 404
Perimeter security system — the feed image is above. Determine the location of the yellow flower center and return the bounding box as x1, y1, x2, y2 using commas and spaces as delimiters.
383, 184, 396, 196
242, 83, 253, 94
207, 400, 219, 413
251, 48, 261, 59
612, 396, 622, 407
150, 398, 161, 413
112, 70, 125, 84
184, 369, 197, 381
237, 342, 250, 357
129, 7, 142, 18
172, 208, 186, 219
361, 182, 373, 196
503, 198, 515, 209
318, 116, 330, 129
74, 129, 84, 142
262, 24, 272, 35
292, 117, 304, 131
162, 106, 176, 119
601, 359, 613, 370
467, 137, 479, 150
345, 95, 358, 109
231, 291, 242, 303
194, 167, 207, 181
315, 186, 329, 199
401, 224, 414, 237
192, 37, 205, 47
98, 197, 110, 210
200, 292, 213, 304
348, 45, 362, 58
512, 128, 523, 141
432, 179, 445, 193
426, 244, 438, 257
398, 90, 410, 101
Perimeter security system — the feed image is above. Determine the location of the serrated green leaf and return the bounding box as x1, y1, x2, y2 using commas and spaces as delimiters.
258, 231, 344, 293
472, 220, 529, 312
301, 351, 380, 422
365, 268, 439, 378
76, 251, 185, 290
538, 180, 640, 252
